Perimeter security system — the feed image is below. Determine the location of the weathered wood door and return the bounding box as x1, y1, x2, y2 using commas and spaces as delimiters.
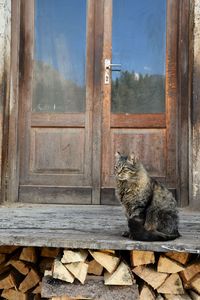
101, 0, 178, 204
17, 0, 180, 204
18, 0, 95, 203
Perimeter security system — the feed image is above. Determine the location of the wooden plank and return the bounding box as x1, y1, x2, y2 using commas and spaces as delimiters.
31, 113, 85, 128
111, 113, 166, 128
41, 275, 139, 299
0, 205, 198, 252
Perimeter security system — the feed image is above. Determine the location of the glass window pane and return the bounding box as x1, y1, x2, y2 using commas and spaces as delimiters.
32, 0, 86, 113
111, 0, 166, 114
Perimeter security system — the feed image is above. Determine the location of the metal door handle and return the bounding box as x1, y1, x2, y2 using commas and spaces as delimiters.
104, 59, 121, 84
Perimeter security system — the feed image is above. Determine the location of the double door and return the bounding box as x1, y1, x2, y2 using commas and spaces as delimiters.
18, 0, 178, 204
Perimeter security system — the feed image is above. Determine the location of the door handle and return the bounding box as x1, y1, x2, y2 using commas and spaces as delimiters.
104, 59, 121, 84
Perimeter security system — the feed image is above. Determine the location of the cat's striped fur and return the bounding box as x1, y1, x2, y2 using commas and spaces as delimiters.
115, 152, 180, 241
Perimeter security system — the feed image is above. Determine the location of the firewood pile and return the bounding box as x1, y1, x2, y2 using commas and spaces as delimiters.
0, 245, 59, 300
0, 246, 200, 300
43, 248, 200, 300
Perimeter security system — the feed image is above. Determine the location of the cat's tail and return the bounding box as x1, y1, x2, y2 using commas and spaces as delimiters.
128, 219, 181, 242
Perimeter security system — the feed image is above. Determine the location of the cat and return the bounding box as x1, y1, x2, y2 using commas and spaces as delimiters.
114, 152, 180, 241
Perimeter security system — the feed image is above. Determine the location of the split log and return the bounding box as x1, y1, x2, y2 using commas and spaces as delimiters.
130, 250, 155, 266
87, 259, 103, 276
165, 252, 190, 265
89, 250, 120, 273
190, 273, 200, 294
8, 259, 30, 275
157, 273, 184, 295
104, 261, 133, 286
65, 262, 88, 284
53, 259, 74, 283
139, 284, 156, 300
41, 247, 60, 258
19, 268, 41, 293
133, 266, 168, 289
0, 271, 18, 289
61, 250, 88, 264
157, 255, 185, 273
19, 247, 37, 264
180, 262, 200, 283
1, 288, 28, 300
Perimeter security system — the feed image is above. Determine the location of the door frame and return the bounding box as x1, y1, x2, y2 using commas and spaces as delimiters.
1, 0, 192, 207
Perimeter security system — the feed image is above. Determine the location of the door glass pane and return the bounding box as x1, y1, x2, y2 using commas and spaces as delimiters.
111, 0, 166, 114
32, 0, 86, 113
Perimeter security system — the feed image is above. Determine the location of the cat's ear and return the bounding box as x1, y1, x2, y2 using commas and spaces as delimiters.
115, 151, 121, 162
128, 152, 139, 164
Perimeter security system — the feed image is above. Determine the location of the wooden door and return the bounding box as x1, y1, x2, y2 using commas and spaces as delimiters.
101, 0, 179, 204
16, 0, 181, 205
18, 0, 95, 203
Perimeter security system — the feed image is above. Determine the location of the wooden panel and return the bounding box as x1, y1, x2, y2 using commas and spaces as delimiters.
30, 128, 85, 174
103, 129, 166, 187
31, 113, 85, 128
19, 187, 92, 204
111, 113, 166, 128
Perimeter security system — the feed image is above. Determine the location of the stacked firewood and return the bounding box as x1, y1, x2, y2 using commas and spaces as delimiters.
0, 245, 58, 300
44, 249, 200, 300
131, 250, 200, 300
48, 249, 133, 286
0, 246, 200, 300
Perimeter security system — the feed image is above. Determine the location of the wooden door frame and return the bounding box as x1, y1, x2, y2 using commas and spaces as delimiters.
1, 0, 192, 207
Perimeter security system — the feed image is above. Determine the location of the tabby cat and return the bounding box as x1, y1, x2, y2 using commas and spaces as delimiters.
115, 152, 180, 241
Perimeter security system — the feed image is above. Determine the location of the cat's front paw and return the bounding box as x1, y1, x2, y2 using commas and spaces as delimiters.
122, 230, 130, 238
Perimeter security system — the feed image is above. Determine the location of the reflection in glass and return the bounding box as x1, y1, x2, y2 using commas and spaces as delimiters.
32, 0, 86, 113
111, 0, 166, 114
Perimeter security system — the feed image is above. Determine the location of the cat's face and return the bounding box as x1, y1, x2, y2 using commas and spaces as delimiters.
114, 152, 139, 181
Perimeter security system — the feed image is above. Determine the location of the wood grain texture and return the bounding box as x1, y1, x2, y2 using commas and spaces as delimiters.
0, 205, 198, 253
42, 275, 139, 300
